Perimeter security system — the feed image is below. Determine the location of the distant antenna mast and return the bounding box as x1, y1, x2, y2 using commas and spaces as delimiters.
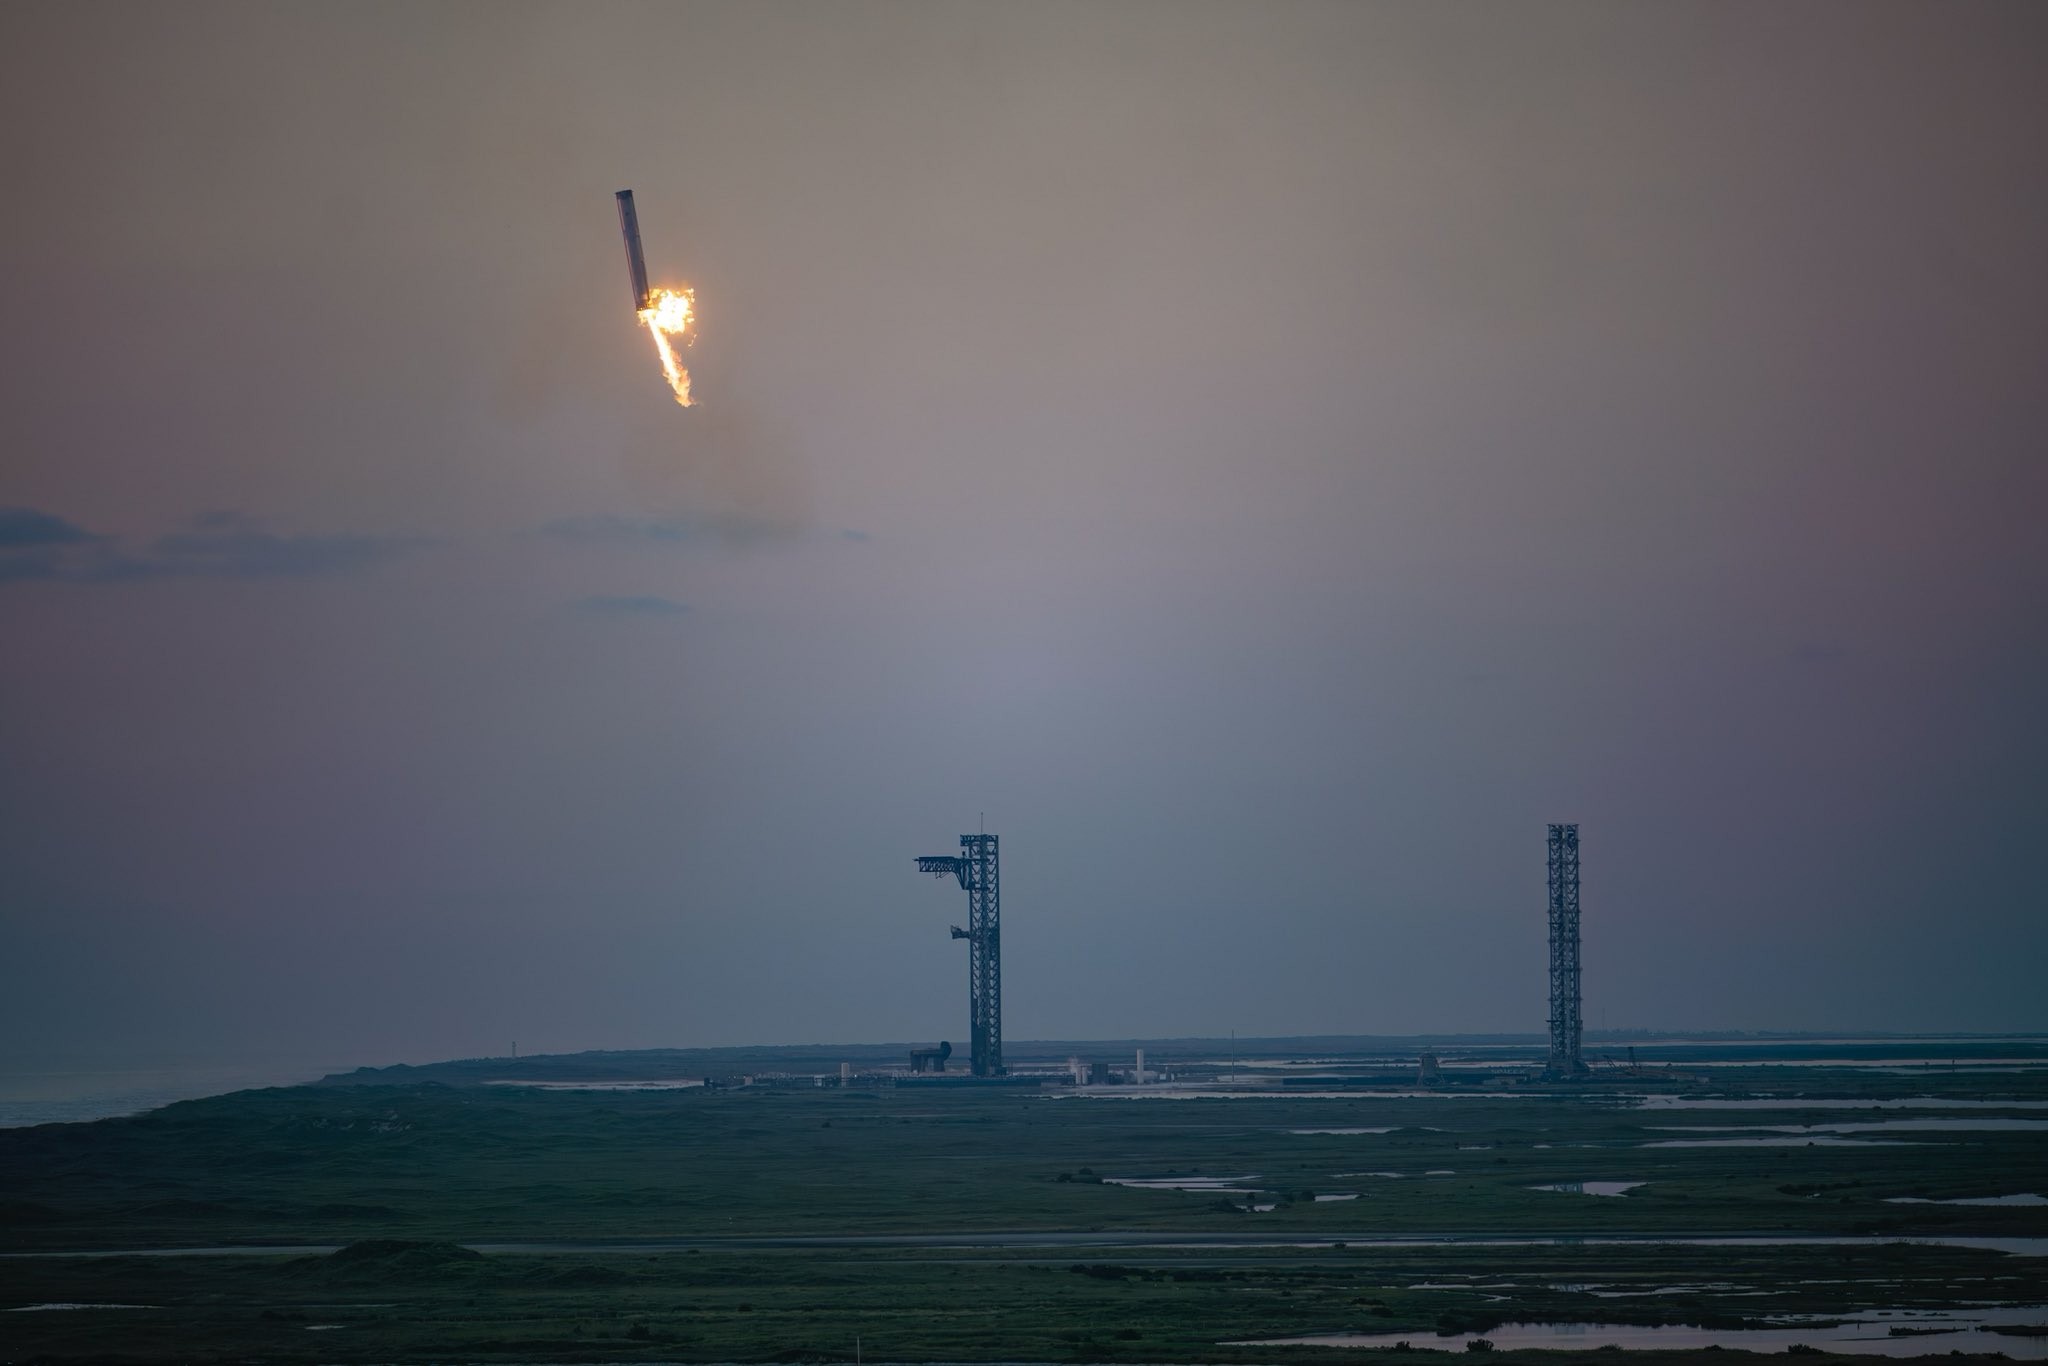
1545, 823, 1586, 1078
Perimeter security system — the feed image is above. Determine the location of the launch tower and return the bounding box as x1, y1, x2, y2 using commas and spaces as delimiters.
914, 833, 1002, 1076
1545, 823, 1586, 1078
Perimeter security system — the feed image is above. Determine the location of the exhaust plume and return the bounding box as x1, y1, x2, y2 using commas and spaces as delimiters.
638, 286, 697, 407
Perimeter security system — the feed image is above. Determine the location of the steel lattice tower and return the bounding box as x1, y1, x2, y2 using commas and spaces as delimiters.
1546, 823, 1586, 1077
915, 833, 1002, 1076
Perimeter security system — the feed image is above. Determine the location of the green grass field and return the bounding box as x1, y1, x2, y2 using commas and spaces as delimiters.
3, 1063, 2045, 1361
2, 1238, 2040, 1364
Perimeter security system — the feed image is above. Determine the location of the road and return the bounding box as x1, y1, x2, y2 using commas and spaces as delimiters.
7, 1231, 2045, 1257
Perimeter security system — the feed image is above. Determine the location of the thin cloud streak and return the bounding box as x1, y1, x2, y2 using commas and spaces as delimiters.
0, 508, 428, 583
540, 512, 804, 549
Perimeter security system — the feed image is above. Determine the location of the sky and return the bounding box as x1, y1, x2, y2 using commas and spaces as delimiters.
2, 1, 2044, 1075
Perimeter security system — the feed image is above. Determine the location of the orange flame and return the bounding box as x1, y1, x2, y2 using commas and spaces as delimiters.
637, 287, 696, 406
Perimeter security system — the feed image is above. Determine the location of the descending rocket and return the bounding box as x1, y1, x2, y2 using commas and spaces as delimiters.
615, 189, 652, 314
613, 189, 696, 406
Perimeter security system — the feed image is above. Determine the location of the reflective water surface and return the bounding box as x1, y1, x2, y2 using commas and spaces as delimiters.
1235, 1307, 2048, 1357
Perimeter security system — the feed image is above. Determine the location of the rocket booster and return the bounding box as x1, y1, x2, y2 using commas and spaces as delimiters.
615, 189, 651, 313
612, 188, 696, 406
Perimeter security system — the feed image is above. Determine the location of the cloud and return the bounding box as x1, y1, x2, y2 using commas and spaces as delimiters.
543, 514, 705, 546
576, 594, 689, 618
0, 507, 94, 549
145, 511, 423, 579
539, 513, 868, 550
0, 507, 425, 584
538, 510, 813, 548
0, 507, 101, 580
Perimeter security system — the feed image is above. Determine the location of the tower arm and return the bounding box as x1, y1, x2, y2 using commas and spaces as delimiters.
916, 855, 970, 889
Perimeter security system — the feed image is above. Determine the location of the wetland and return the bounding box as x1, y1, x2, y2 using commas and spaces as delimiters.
2, 1039, 2044, 1362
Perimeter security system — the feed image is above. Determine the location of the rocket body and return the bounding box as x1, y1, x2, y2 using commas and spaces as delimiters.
613, 188, 695, 406
615, 189, 651, 313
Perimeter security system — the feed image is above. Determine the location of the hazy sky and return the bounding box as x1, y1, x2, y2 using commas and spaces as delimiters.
3, 1, 2044, 1072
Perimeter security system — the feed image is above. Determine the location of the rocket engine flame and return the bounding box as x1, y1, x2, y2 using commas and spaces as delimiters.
637, 286, 696, 407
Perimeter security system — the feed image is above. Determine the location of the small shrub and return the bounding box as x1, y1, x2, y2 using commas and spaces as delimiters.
1072, 1263, 1135, 1280
1466, 1339, 1494, 1352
